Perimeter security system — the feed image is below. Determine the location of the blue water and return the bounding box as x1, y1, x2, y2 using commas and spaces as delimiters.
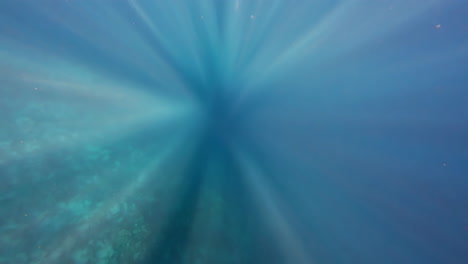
0, 1, 467, 263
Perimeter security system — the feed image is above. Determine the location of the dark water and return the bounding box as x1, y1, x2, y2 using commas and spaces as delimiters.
0, 1, 467, 263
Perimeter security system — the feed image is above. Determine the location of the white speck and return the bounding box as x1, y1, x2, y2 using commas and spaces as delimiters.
250, 15, 255, 19
435, 24, 441, 29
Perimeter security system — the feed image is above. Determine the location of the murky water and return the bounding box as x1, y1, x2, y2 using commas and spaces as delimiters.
0, 1, 467, 263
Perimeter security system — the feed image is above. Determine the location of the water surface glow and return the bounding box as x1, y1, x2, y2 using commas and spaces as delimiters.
1, 1, 467, 263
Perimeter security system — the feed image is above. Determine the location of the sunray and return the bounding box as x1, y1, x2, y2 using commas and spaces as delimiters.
236, 0, 443, 102
36, 130, 192, 264
0, 48, 197, 165
233, 146, 312, 264
1, 1, 467, 263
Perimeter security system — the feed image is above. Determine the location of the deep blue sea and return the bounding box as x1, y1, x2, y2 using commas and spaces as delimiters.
0, 1, 467, 263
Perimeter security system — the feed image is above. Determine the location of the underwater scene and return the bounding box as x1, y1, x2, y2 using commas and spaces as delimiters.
0, 0, 467, 263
